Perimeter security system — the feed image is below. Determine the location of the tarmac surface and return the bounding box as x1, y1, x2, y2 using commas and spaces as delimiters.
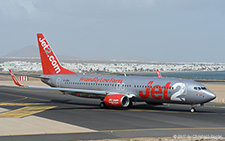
0, 86, 225, 141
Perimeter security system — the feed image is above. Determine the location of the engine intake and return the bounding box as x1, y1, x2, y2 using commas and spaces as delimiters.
104, 94, 130, 107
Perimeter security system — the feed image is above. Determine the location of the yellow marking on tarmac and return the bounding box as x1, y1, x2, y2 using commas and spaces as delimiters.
0, 103, 43, 106
0, 91, 49, 102
72, 108, 225, 115
0, 106, 56, 118
1, 97, 28, 103
0, 91, 90, 107
128, 109, 187, 113
100, 127, 225, 133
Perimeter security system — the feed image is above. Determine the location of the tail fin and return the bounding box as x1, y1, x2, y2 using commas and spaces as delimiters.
156, 69, 162, 78
37, 33, 76, 75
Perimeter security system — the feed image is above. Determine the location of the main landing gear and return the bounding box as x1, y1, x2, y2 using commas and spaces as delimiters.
99, 101, 133, 109
100, 102, 106, 109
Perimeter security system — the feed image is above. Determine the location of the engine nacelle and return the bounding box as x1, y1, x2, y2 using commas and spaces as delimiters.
104, 94, 130, 107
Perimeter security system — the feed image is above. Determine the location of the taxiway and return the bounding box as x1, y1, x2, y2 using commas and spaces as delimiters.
0, 86, 224, 141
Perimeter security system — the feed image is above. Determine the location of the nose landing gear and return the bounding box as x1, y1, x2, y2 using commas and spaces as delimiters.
190, 104, 203, 113
190, 107, 196, 113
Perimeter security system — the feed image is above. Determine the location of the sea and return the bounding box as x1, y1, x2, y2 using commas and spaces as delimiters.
129, 72, 225, 80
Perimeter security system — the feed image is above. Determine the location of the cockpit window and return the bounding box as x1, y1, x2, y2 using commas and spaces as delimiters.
201, 87, 207, 90
194, 87, 197, 90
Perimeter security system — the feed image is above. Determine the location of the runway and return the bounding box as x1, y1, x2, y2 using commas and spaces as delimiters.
0, 86, 225, 141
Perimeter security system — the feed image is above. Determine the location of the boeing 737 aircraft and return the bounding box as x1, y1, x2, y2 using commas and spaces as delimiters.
9, 33, 216, 112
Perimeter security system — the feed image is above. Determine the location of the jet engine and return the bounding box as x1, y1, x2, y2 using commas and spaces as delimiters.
104, 94, 130, 107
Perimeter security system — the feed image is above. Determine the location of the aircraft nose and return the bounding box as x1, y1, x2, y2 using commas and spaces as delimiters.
204, 90, 216, 102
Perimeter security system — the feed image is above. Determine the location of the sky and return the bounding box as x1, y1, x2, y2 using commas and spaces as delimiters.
0, 0, 225, 62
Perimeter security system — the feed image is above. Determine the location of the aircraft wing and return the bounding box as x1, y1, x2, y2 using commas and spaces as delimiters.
9, 69, 107, 97
28, 86, 107, 96
9, 69, 135, 98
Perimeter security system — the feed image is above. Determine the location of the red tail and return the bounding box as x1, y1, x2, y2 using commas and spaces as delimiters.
37, 33, 76, 75
156, 69, 162, 78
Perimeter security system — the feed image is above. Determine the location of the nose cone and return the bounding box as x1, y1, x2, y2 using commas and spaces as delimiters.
204, 90, 216, 102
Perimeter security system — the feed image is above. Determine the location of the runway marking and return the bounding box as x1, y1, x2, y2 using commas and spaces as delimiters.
1, 97, 28, 103
0, 91, 94, 108
0, 91, 49, 102
100, 127, 225, 133
0, 106, 56, 118
0, 103, 43, 106
72, 108, 225, 115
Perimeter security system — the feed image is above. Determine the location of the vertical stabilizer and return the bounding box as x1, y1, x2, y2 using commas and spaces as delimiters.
37, 33, 76, 75
156, 69, 162, 78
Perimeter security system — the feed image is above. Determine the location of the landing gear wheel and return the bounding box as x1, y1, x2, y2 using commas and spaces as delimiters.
128, 101, 133, 108
100, 102, 106, 109
190, 107, 196, 113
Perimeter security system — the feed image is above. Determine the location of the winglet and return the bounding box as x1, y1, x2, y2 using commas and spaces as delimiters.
156, 69, 162, 78
8, 69, 24, 87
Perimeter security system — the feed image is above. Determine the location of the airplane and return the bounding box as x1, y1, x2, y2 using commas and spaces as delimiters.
9, 33, 216, 113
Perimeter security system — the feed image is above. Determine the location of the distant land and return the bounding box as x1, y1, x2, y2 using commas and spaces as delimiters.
1, 46, 153, 63
3, 46, 225, 65
4, 46, 39, 58
2, 46, 78, 61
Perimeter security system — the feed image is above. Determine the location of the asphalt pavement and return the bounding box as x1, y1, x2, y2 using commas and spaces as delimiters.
0, 86, 224, 141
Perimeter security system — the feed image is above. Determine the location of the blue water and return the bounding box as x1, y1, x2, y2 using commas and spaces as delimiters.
129, 72, 225, 80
